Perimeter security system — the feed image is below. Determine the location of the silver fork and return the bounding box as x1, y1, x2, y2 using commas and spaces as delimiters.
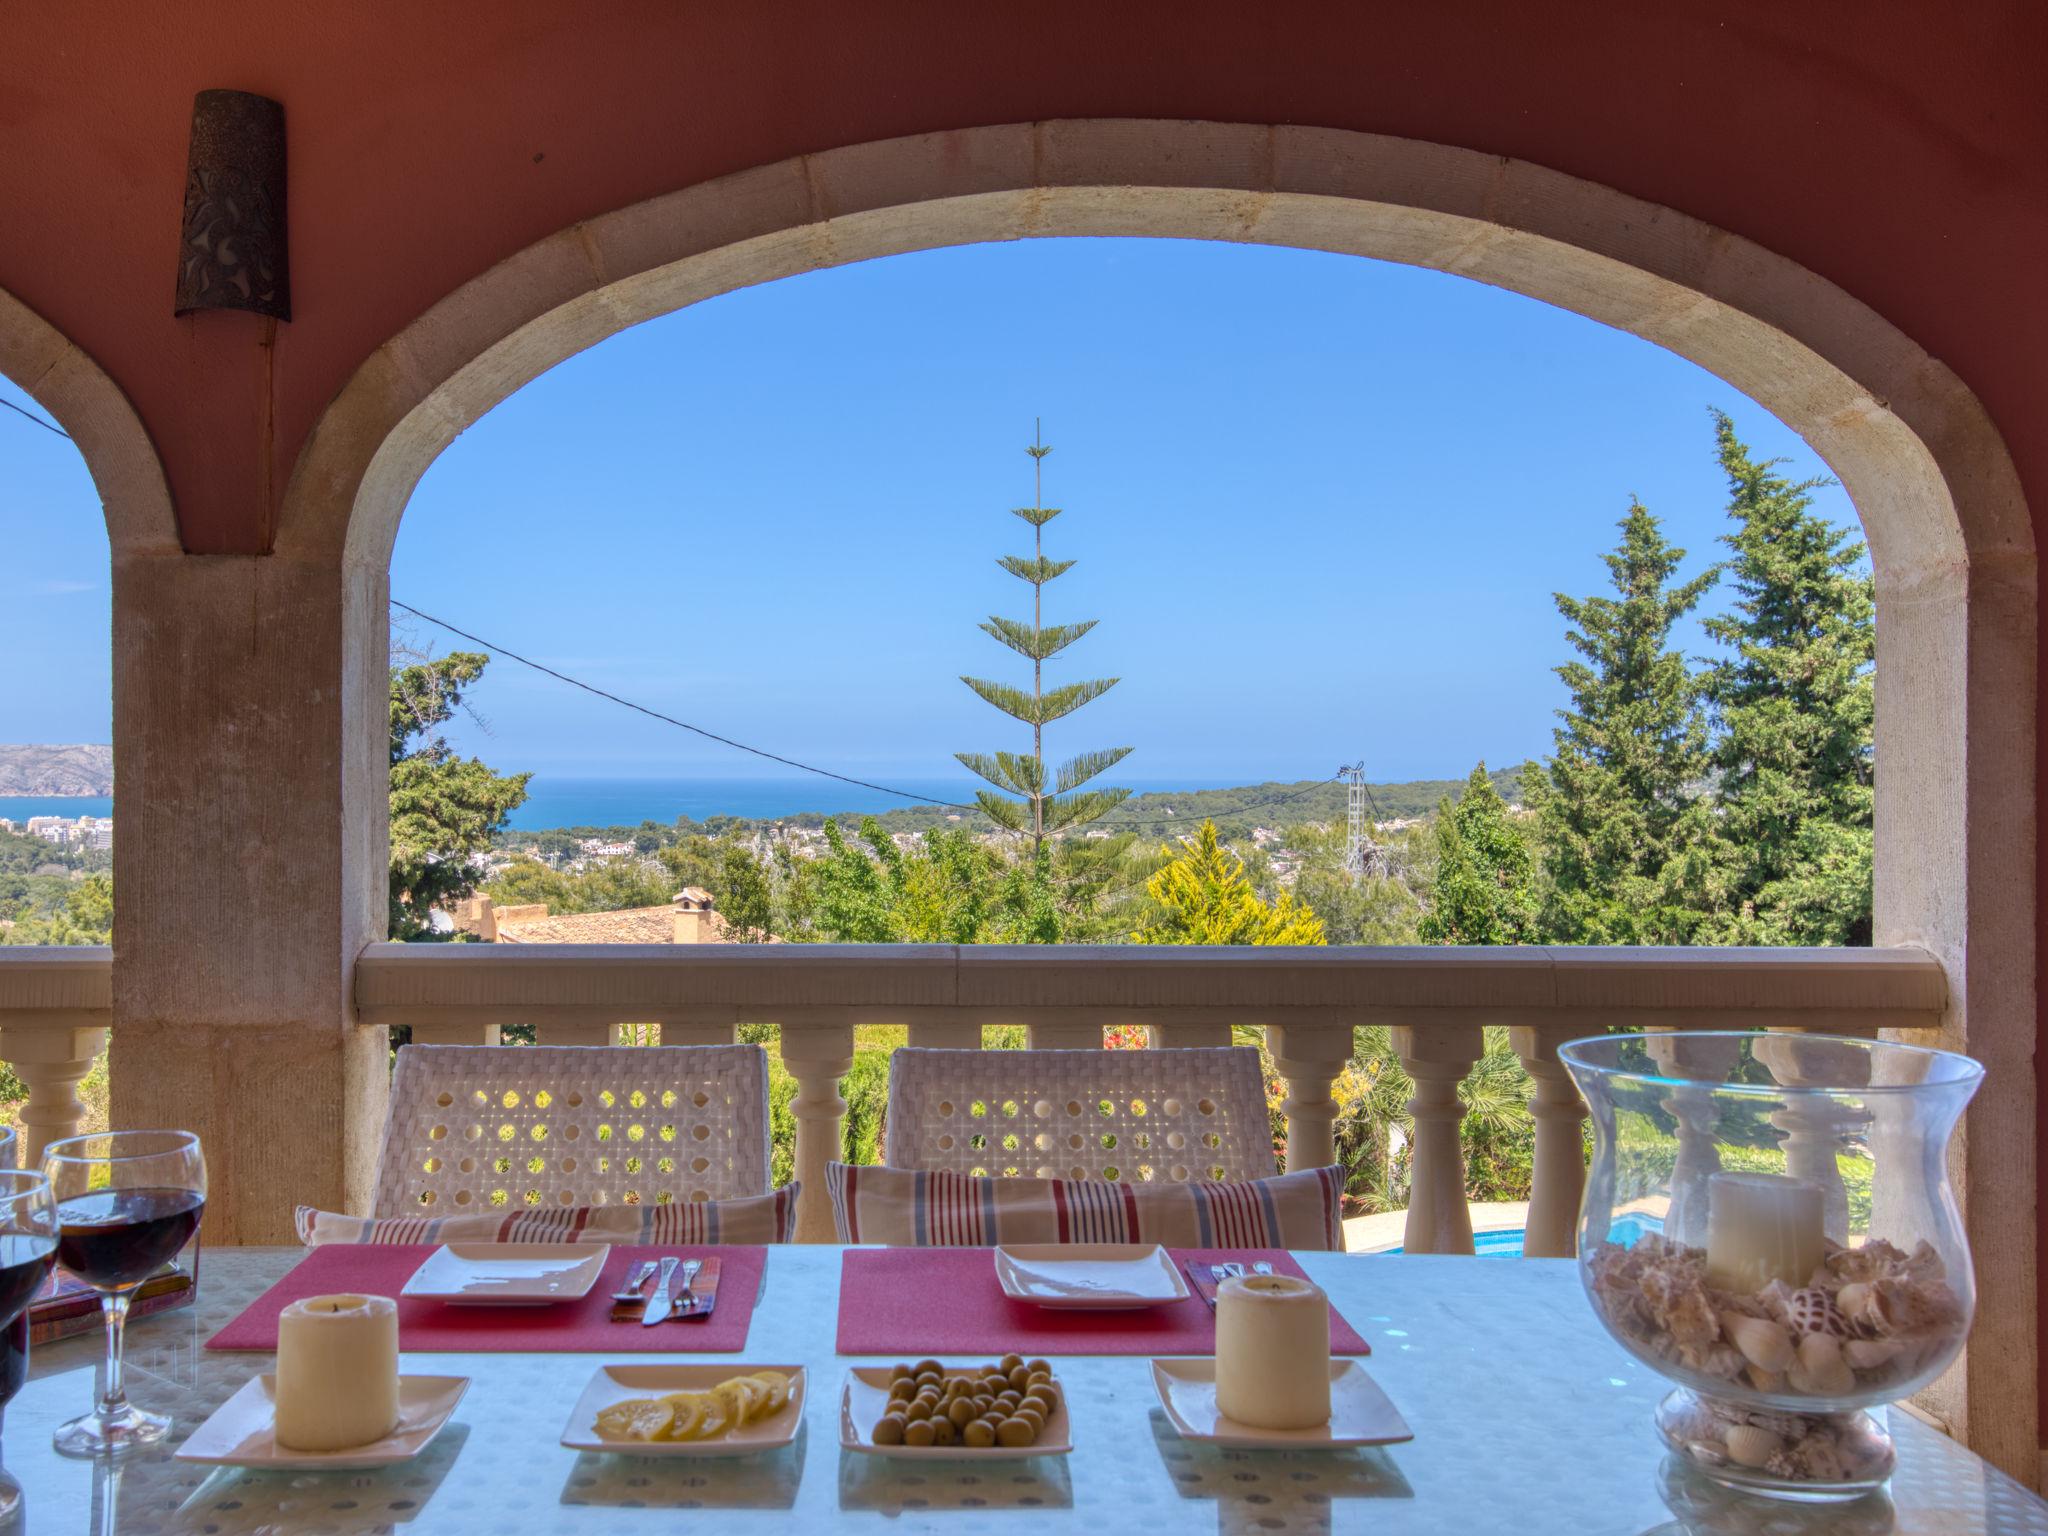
610, 1259, 658, 1302
669, 1258, 704, 1316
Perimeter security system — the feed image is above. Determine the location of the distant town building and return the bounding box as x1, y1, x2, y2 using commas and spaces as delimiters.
21, 814, 111, 848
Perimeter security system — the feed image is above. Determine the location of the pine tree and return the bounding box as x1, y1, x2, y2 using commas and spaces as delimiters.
1702, 412, 1876, 944
957, 424, 1131, 856
1522, 502, 1719, 943
1417, 763, 1539, 945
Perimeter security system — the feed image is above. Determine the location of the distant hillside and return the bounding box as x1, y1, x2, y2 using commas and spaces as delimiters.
847, 765, 1534, 838
0, 744, 113, 796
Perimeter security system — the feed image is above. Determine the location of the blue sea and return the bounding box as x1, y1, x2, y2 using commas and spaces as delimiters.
0, 795, 112, 823
1, 778, 1239, 833
502, 775, 1234, 831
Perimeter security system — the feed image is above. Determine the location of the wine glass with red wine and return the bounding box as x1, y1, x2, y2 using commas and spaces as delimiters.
0, 1166, 55, 1515
41, 1130, 205, 1458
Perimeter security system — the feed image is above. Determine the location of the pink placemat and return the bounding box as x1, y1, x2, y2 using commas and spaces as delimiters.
835, 1248, 1370, 1357
207, 1245, 764, 1353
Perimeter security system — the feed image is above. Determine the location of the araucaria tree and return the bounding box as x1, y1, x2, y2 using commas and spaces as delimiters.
957, 426, 1131, 856
1702, 412, 1876, 944
1522, 502, 1719, 943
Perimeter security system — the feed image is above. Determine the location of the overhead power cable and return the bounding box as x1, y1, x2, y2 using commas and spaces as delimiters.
390, 600, 979, 812
393, 601, 1352, 835
1, 397, 71, 439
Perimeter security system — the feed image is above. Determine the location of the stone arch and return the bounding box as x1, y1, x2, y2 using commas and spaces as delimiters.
281, 120, 2035, 1460
0, 284, 177, 557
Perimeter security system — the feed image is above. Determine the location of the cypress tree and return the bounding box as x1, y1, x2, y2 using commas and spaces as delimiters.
1522, 501, 1719, 943
957, 425, 1131, 857
1702, 412, 1876, 944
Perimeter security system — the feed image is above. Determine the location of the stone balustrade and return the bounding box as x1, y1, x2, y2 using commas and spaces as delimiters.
0, 943, 1948, 1249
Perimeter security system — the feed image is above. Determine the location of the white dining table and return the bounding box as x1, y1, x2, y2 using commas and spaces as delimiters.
5, 1245, 2045, 1535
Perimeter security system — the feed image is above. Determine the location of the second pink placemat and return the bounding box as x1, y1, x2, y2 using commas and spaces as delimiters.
835, 1247, 1369, 1357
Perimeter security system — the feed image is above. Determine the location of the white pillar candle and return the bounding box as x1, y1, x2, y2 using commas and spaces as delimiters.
273, 1293, 401, 1451
1214, 1273, 1332, 1430
1704, 1172, 1826, 1293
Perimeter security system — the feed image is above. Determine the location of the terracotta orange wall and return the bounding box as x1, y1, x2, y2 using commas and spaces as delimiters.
2, 0, 2045, 1400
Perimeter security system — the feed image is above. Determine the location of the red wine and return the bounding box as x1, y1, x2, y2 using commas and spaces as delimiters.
0, 1235, 54, 1328
55, 1189, 203, 1293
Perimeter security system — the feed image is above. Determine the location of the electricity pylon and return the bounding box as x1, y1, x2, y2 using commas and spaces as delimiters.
1339, 761, 1385, 880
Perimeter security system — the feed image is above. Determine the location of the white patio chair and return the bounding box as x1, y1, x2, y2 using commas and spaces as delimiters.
883, 1045, 1277, 1183
374, 1043, 771, 1215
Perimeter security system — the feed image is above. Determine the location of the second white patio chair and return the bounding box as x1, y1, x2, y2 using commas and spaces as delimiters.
883, 1045, 1277, 1183
374, 1043, 771, 1215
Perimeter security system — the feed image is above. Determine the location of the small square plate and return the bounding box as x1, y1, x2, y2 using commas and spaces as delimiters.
401, 1242, 610, 1305
1149, 1358, 1413, 1449
175, 1374, 469, 1470
840, 1366, 1072, 1459
993, 1244, 1189, 1310
561, 1364, 807, 1457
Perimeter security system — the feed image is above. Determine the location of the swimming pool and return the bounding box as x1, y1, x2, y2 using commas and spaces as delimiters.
1384, 1212, 1661, 1257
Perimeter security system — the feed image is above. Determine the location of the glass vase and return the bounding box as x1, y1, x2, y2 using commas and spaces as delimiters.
1558, 1032, 1980, 1501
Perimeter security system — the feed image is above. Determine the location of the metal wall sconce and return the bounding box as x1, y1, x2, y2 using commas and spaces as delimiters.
174, 89, 290, 321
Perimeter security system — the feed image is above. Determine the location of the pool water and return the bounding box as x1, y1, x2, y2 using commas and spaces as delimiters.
1384, 1212, 1661, 1258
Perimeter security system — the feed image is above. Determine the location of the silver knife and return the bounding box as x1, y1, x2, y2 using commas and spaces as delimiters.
640, 1256, 681, 1326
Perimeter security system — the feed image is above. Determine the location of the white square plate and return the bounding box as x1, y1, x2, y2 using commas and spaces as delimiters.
400, 1242, 610, 1305
1149, 1358, 1413, 1449
840, 1366, 1072, 1459
560, 1363, 807, 1457
993, 1243, 1189, 1310
175, 1374, 469, 1470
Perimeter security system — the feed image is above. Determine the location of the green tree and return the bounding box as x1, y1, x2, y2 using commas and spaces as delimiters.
810, 817, 1059, 944
1284, 820, 1431, 944
388, 651, 530, 939
0, 870, 113, 946
1135, 820, 1326, 945
1702, 413, 1876, 944
957, 425, 1131, 856
1417, 763, 1539, 945
484, 856, 674, 916
718, 842, 776, 943
1522, 502, 1720, 943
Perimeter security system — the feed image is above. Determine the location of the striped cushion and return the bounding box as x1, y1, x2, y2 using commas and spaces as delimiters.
825, 1164, 1343, 1250
295, 1183, 799, 1247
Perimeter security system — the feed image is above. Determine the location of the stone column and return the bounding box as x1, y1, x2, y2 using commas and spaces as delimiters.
1508, 1021, 1589, 1259
110, 552, 390, 1243
1265, 1023, 1352, 1176
779, 1021, 853, 1242
1392, 1023, 1483, 1255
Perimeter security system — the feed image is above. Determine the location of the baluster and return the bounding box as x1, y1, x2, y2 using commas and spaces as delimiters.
1645, 1032, 1742, 1248
1392, 1023, 1483, 1254
0, 1024, 108, 1167
780, 1022, 855, 1242
1508, 1021, 1589, 1258
1025, 1020, 1103, 1049
1754, 1031, 1869, 1245
1265, 1024, 1352, 1176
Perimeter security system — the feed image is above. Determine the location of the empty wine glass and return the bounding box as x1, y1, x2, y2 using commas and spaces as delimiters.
42, 1130, 205, 1458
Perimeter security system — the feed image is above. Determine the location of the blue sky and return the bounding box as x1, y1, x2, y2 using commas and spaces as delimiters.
3, 236, 1858, 788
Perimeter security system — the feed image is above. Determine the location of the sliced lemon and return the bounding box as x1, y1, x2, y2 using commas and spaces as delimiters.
746, 1371, 791, 1416
594, 1397, 675, 1442
656, 1391, 708, 1441
711, 1376, 763, 1427
657, 1389, 729, 1441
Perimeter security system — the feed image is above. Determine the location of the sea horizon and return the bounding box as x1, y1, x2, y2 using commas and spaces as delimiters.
1, 774, 1276, 834
499, 774, 1247, 830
